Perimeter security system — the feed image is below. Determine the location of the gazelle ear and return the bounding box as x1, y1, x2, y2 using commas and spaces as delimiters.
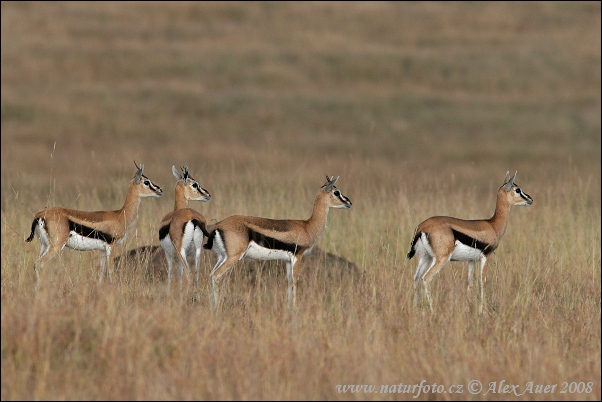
325, 176, 339, 193
134, 161, 144, 184
172, 165, 181, 180
181, 166, 189, 184
504, 171, 517, 191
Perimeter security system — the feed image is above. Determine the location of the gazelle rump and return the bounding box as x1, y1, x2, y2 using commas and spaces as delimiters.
406, 171, 533, 314
25, 161, 163, 283
204, 175, 352, 310
159, 165, 211, 294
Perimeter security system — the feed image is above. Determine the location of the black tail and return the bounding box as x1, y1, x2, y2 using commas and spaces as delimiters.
25, 218, 40, 242
406, 232, 421, 259
191, 219, 212, 238
203, 228, 216, 250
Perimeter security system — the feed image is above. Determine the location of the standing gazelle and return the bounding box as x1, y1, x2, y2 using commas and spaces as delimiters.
159, 165, 211, 294
204, 176, 352, 310
407, 171, 533, 314
25, 161, 163, 283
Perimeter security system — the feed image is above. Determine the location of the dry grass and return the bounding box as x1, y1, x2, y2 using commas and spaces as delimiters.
1, 1, 600, 400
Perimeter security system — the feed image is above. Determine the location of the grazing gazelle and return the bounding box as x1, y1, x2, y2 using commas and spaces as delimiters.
204, 175, 352, 310
25, 161, 163, 283
159, 165, 211, 294
407, 171, 533, 314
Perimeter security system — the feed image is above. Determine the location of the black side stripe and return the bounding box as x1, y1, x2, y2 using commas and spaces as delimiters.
248, 228, 301, 255
451, 229, 493, 255
68, 220, 116, 244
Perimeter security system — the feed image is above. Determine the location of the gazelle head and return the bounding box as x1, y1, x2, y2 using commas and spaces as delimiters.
501, 171, 533, 206
133, 161, 163, 198
172, 165, 211, 202
320, 175, 352, 209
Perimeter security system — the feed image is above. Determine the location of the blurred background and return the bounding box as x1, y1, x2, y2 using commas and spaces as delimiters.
2, 1, 599, 199
1, 3, 600, 400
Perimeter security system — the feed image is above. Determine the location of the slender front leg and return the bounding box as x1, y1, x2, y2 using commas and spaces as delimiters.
479, 256, 489, 315
286, 256, 299, 310
467, 260, 475, 293
98, 245, 113, 283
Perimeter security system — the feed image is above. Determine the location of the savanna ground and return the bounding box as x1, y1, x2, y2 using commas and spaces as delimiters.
1, 2, 600, 400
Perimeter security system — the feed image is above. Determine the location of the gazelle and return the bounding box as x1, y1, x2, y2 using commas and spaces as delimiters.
25, 161, 163, 283
204, 175, 352, 310
159, 165, 211, 294
406, 171, 533, 314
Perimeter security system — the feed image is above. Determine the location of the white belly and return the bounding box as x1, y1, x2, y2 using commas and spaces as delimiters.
450, 241, 484, 261
243, 241, 294, 261
66, 232, 108, 251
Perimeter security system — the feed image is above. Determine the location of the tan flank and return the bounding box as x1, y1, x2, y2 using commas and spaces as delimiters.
407, 171, 533, 314
205, 175, 352, 310
25, 161, 163, 283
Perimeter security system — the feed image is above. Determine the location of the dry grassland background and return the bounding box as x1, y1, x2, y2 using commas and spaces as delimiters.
1, 1, 600, 400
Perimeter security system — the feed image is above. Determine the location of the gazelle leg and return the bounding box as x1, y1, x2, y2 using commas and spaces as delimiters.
98, 245, 114, 283
34, 244, 62, 283
467, 260, 475, 293
192, 231, 204, 299
177, 248, 189, 294
421, 254, 451, 314
413, 254, 432, 307
98, 244, 113, 283
161, 243, 174, 294
479, 256, 489, 315
34, 228, 68, 283
286, 256, 300, 309
210, 254, 240, 311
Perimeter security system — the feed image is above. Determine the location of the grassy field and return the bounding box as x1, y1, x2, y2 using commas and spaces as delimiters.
1, 1, 600, 400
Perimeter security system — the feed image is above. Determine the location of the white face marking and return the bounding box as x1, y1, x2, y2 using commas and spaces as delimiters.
244, 241, 295, 261
450, 241, 484, 261
65, 232, 109, 251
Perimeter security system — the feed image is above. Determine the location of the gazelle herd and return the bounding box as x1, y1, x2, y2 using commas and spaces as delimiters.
26, 163, 532, 314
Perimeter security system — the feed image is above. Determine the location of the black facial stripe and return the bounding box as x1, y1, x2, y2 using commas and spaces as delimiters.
158, 224, 170, 241
69, 220, 116, 244
248, 228, 302, 254
451, 229, 493, 255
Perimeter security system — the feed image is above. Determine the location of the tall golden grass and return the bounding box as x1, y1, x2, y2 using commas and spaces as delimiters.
2, 1, 600, 400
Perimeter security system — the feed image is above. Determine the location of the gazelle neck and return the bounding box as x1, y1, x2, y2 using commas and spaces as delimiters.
173, 184, 188, 210
119, 181, 144, 228
489, 189, 512, 238
306, 192, 331, 239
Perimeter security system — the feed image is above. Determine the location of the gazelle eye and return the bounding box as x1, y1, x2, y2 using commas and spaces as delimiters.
515, 188, 521, 194
192, 183, 198, 189
144, 180, 150, 186
334, 190, 340, 197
